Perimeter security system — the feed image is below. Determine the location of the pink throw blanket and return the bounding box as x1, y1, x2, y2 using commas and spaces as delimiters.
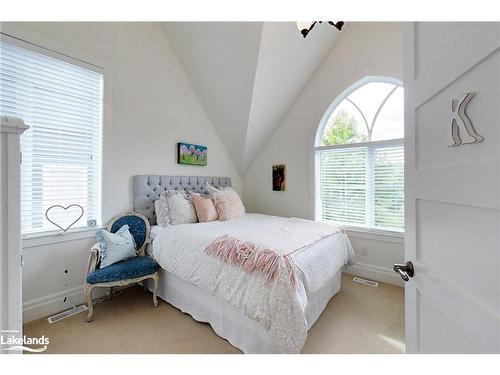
204, 217, 342, 289
204, 235, 298, 288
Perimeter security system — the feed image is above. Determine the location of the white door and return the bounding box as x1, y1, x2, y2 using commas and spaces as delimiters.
402, 22, 500, 353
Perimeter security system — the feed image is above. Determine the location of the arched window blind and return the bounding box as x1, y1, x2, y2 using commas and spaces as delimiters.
315, 79, 404, 232
0, 37, 103, 235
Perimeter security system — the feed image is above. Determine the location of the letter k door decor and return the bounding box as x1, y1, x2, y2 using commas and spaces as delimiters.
448, 92, 484, 147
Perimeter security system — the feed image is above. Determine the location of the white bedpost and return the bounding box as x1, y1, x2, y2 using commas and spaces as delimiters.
0, 116, 29, 354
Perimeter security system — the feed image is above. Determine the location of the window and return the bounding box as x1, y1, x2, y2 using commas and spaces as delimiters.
0, 38, 103, 235
315, 78, 404, 232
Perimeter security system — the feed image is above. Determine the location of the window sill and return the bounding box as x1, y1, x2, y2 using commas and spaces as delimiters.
342, 226, 404, 244
22, 226, 101, 249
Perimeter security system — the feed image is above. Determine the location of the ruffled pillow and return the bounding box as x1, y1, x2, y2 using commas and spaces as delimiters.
154, 194, 170, 226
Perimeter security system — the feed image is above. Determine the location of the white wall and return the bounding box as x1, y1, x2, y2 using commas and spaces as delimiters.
1, 22, 242, 322
163, 22, 341, 175
243, 22, 405, 286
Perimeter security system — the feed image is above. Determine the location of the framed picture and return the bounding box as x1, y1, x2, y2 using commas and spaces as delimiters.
177, 142, 207, 166
272, 164, 286, 191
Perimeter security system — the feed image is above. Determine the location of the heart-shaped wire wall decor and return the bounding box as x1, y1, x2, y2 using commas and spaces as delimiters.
45, 204, 84, 232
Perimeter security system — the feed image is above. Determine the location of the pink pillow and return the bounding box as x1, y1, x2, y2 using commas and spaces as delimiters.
212, 188, 245, 221
191, 193, 218, 222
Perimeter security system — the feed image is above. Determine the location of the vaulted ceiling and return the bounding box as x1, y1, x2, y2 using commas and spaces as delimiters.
162, 22, 342, 175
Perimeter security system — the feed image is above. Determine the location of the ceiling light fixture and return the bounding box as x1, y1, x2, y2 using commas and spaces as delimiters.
296, 21, 344, 38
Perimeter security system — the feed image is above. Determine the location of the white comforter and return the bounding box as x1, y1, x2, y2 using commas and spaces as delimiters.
151, 213, 354, 353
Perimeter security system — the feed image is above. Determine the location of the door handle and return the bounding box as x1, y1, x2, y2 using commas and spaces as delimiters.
393, 261, 414, 282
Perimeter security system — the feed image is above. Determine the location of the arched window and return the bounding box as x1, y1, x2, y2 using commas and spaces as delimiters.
315, 77, 404, 232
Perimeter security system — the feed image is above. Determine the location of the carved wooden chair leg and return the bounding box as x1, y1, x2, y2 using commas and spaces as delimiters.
86, 286, 94, 322
152, 273, 159, 307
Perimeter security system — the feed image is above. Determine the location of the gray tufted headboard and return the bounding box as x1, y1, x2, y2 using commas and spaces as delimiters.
133, 175, 231, 224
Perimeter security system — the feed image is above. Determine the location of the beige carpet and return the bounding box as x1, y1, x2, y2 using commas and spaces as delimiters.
24, 274, 405, 354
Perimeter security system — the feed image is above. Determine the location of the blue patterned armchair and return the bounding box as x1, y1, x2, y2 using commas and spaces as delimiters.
85, 212, 159, 322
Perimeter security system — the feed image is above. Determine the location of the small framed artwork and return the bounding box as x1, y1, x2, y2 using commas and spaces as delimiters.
272, 164, 286, 191
177, 142, 208, 166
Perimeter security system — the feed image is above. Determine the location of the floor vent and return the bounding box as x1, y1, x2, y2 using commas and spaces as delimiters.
48, 304, 88, 324
353, 277, 379, 287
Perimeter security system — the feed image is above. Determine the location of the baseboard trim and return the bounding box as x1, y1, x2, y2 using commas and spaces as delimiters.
23, 285, 106, 323
344, 262, 404, 287
23, 263, 403, 323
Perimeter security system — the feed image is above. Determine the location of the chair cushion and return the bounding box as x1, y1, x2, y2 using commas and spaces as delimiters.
86, 256, 159, 284
110, 215, 148, 249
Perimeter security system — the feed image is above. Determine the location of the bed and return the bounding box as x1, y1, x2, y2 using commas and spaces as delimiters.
134, 175, 354, 353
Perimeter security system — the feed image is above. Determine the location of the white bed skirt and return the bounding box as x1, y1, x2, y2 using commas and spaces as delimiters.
152, 268, 342, 354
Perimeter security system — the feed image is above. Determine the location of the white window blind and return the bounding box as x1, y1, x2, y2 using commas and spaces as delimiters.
319, 147, 367, 225
373, 145, 404, 230
316, 80, 404, 232
318, 143, 404, 231
0, 39, 103, 235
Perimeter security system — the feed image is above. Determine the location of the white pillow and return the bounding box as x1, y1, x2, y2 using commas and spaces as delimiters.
205, 182, 231, 197
154, 190, 198, 226
96, 225, 137, 268
168, 191, 198, 224
205, 181, 222, 196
